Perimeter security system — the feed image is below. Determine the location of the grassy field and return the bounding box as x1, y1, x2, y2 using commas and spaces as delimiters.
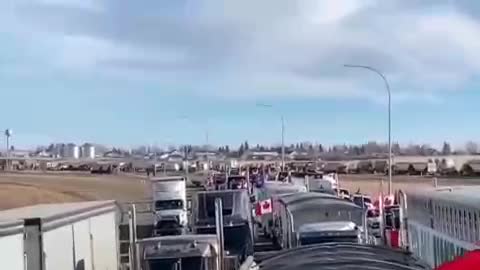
0, 171, 478, 210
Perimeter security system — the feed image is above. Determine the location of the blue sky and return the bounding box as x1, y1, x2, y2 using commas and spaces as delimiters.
1, 0, 480, 149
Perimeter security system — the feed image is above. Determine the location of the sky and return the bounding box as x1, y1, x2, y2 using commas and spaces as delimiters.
1, 0, 480, 149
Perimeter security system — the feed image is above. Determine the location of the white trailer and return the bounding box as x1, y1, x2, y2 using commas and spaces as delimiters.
0, 201, 118, 270
0, 220, 25, 270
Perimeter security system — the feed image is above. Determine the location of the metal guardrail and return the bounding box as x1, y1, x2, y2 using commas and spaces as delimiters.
408, 220, 479, 268
118, 201, 153, 223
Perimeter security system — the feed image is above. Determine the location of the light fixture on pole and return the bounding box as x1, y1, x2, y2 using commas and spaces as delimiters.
344, 64, 393, 195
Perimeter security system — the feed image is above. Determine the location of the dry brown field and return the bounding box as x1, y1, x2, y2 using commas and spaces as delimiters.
0, 171, 479, 210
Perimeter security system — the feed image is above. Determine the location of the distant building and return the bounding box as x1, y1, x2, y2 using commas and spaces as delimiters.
53, 143, 65, 157
9, 150, 30, 158
243, 151, 279, 161
194, 151, 219, 161
35, 150, 52, 158
64, 143, 80, 159
80, 143, 95, 159
158, 150, 185, 162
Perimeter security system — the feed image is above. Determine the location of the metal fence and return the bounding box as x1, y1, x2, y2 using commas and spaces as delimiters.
408, 220, 478, 268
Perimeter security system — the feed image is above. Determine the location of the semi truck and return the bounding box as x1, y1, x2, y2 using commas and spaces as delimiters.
150, 176, 188, 235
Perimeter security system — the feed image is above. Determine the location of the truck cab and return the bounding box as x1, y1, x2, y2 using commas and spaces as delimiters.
139, 235, 220, 270
192, 190, 254, 263
150, 176, 188, 235
297, 221, 362, 246
227, 176, 248, 190
213, 173, 228, 190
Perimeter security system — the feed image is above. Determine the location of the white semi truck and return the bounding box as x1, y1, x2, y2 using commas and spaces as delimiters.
150, 176, 188, 235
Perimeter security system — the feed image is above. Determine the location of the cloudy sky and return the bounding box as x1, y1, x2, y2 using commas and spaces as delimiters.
1, 0, 479, 148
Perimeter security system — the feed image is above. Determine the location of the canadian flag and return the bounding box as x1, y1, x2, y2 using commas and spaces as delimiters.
384, 195, 395, 206
256, 199, 273, 216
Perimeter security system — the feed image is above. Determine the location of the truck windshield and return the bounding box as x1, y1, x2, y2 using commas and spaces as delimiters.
155, 200, 184, 210
148, 257, 204, 270
353, 197, 371, 208
197, 193, 234, 219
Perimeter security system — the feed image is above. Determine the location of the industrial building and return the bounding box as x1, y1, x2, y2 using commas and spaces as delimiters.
80, 143, 95, 159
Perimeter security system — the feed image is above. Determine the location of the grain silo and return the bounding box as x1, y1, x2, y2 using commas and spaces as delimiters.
64, 143, 80, 159
81, 143, 95, 159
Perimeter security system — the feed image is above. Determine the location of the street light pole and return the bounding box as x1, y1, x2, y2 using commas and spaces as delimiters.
281, 115, 285, 171
344, 64, 393, 195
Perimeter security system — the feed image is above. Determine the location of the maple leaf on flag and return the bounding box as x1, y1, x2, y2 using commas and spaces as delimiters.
262, 201, 271, 209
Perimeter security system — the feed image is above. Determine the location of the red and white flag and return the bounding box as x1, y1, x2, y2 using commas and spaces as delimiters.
256, 198, 273, 216
384, 194, 395, 206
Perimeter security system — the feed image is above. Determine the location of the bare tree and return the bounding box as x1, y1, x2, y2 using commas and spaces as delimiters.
465, 141, 478, 154
442, 142, 452, 155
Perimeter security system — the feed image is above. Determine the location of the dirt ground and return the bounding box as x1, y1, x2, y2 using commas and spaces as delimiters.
0, 172, 149, 210
0, 171, 478, 210
339, 174, 431, 198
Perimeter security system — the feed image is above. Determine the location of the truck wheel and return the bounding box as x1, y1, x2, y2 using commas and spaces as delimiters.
245, 236, 254, 258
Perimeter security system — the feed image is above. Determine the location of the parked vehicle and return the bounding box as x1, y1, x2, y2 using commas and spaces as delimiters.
256, 242, 431, 270
150, 176, 188, 235
192, 190, 254, 263
138, 234, 220, 270
351, 193, 374, 209
0, 201, 119, 270
227, 175, 248, 190
256, 181, 307, 239
213, 173, 228, 190
0, 220, 25, 270
272, 192, 366, 249
334, 188, 351, 200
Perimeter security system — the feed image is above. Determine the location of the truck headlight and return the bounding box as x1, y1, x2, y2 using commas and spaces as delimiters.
180, 212, 187, 225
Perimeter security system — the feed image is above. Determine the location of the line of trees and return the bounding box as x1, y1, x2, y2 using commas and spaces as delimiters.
77, 140, 478, 159
228, 140, 479, 157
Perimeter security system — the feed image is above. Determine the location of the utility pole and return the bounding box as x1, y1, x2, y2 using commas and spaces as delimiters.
184, 145, 189, 181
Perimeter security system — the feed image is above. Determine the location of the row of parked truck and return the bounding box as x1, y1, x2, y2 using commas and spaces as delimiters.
0, 166, 420, 270
146, 174, 255, 269
253, 171, 404, 250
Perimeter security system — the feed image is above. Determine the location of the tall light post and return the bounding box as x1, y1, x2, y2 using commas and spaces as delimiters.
344, 64, 393, 195
4, 129, 12, 171
256, 103, 286, 171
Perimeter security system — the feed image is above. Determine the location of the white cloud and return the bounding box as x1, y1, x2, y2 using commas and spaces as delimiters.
2, 0, 480, 101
